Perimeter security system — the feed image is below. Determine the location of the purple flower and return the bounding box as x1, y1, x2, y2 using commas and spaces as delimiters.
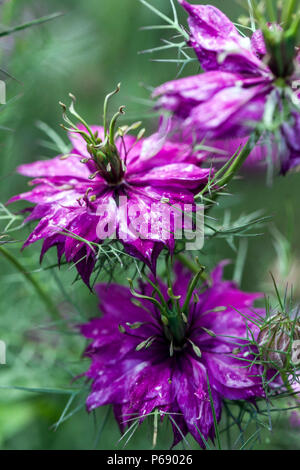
8, 122, 210, 286
80, 262, 265, 447
154, 1, 300, 173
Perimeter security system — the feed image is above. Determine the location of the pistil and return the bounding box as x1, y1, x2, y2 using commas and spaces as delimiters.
59, 86, 127, 186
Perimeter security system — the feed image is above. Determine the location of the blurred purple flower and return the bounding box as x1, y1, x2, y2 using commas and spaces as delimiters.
290, 411, 300, 428
80, 262, 265, 447
8, 125, 210, 286
290, 377, 300, 428
154, 1, 300, 174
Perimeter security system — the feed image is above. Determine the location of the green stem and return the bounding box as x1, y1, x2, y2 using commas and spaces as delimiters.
214, 132, 261, 189
0, 12, 63, 38
282, 0, 297, 27
142, 273, 168, 311
247, 0, 256, 31
195, 133, 260, 203
109, 107, 125, 145
0, 246, 60, 320
267, 0, 277, 22
175, 253, 203, 276
182, 269, 205, 314
167, 312, 186, 346
176, 254, 209, 287
138, 0, 189, 41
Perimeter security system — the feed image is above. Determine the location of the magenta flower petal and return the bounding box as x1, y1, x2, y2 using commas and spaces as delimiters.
172, 355, 222, 445
94, 283, 154, 323
184, 84, 268, 139
153, 71, 245, 119
155, 1, 300, 172
178, 0, 264, 74
9, 126, 211, 285
251, 29, 267, 58
16, 155, 92, 180
202, 354, 264, 400
127, 140, 198, 174
129, 163, 211, 189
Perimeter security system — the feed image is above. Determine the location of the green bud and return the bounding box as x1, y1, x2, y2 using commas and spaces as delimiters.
258, 312, 300, 370
126, 322, 144, 330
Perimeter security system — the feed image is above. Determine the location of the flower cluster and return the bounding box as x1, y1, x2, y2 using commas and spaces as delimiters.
6, 0, 300, 449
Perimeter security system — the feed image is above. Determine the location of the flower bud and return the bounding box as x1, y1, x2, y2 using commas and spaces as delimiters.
258, 312, 300, 370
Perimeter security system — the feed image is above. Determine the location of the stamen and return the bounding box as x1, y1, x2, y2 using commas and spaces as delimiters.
201, 326, 217, 338
137, 128, 146, 140
125, 322, 145, 330
181, 312, 188, 324
68, 93, 94, 140
88, 170, 101, 180
83, 187, 93, 200
136, 336, 157, 351
182, 267, 205, 316
187, 339, 202, 358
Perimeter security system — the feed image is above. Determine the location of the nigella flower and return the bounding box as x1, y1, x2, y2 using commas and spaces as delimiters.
8, 87, 211, 286
154, 0, 300, 174
80, 262, 265, 447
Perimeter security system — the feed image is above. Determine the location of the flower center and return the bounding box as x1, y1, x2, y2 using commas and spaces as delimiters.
59, 85, 127, 186
163, 307, 187, 349
129, 267, 205, 358
86, 134, 126, 186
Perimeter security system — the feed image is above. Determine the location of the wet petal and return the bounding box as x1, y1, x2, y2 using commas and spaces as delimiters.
16, 155, 91, 180
203, 353, 265, 400
128, 163, 211, 190
178, 0, 265, 74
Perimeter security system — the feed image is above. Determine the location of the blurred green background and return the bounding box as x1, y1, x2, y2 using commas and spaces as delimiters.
0, 0, 300, 450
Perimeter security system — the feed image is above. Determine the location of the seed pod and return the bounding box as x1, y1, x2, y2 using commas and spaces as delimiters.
257, 312, 300, 370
